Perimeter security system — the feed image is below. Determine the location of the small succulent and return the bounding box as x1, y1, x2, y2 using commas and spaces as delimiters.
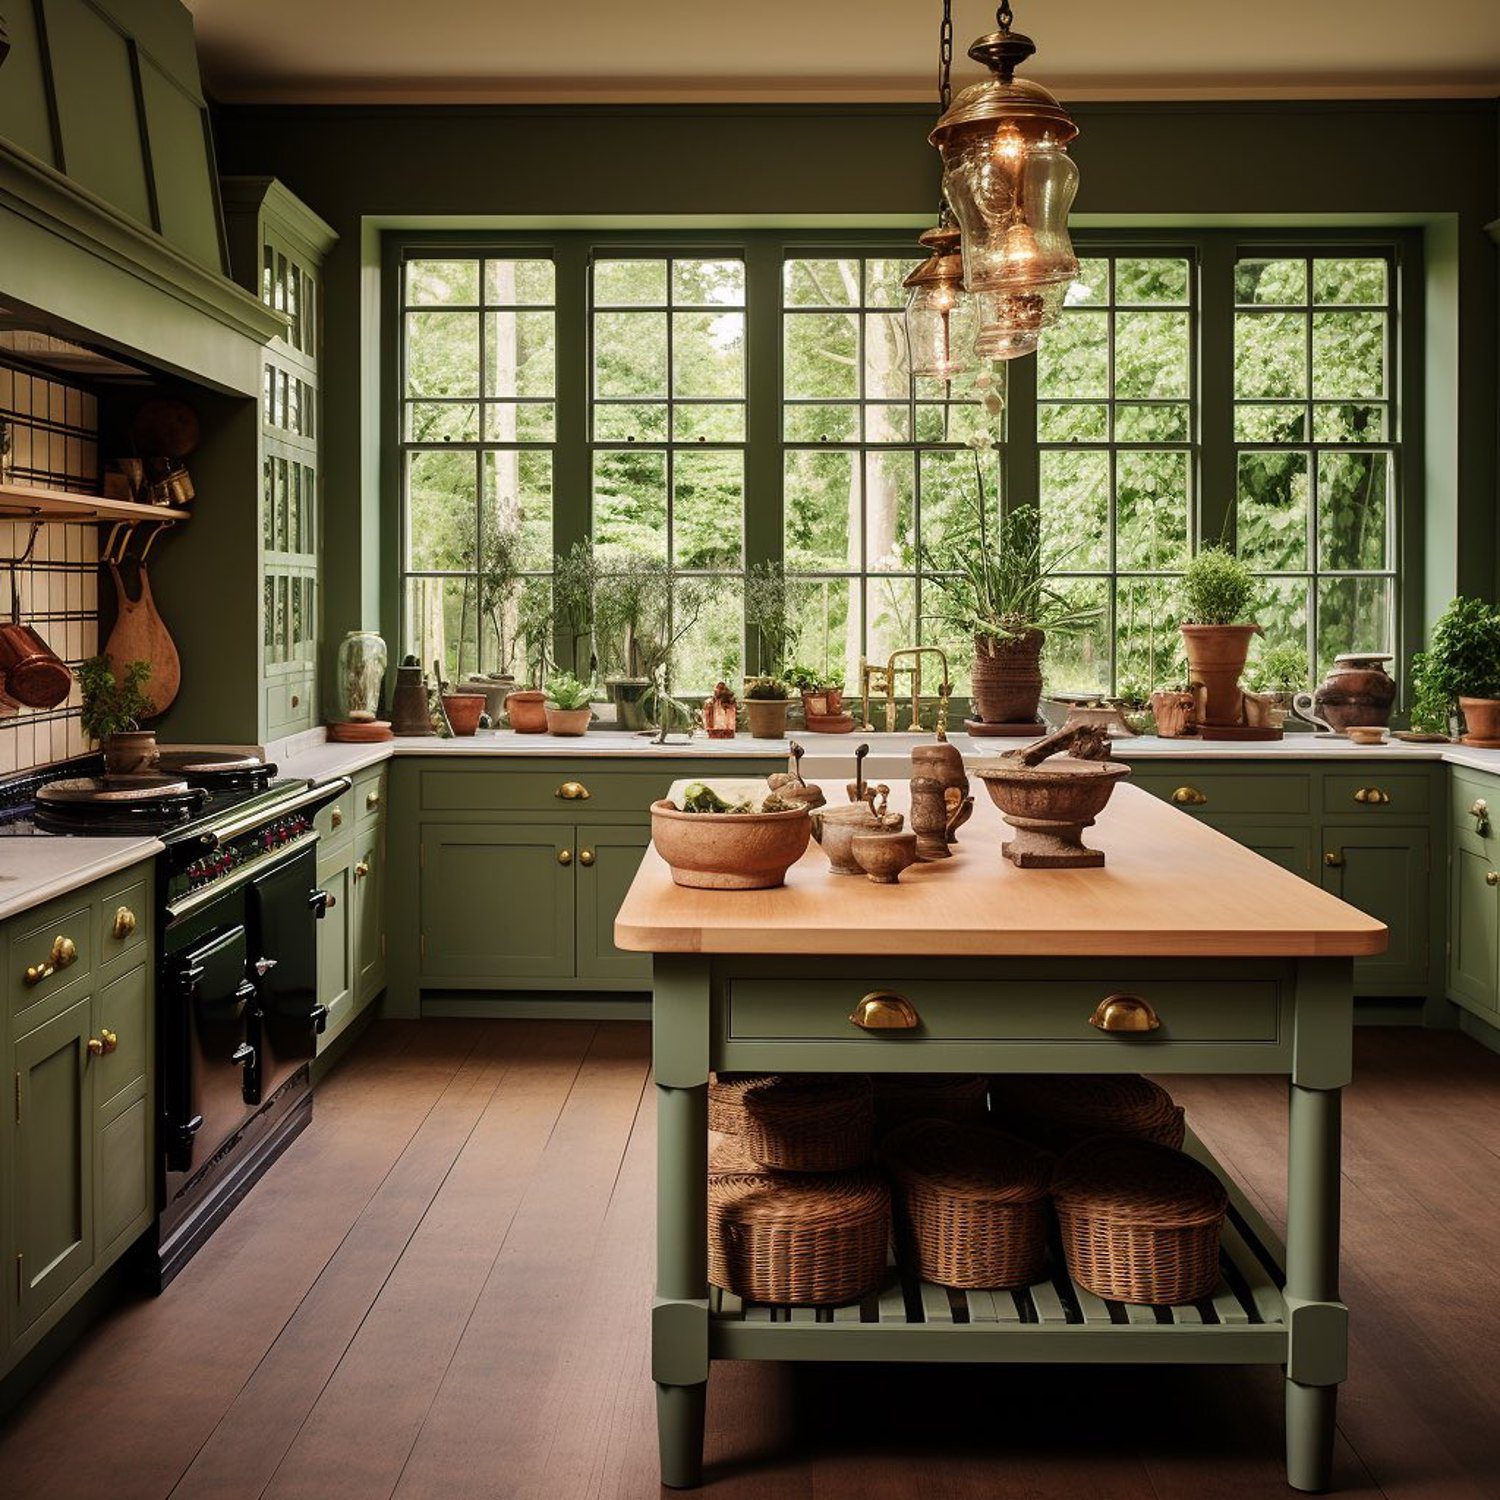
544, 671, 596, 711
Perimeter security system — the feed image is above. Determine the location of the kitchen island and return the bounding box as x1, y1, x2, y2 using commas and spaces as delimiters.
615, 780, 1386, 1492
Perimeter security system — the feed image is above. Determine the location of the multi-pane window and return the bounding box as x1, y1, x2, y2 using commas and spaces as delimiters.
1234, 253, 1396, 674
781, 255, 998, 691
590, 256, 746, 688
1035, 254, 1195, 697
400, 256, 556, 683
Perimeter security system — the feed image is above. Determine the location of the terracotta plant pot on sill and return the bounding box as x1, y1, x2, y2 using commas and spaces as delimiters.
545, 705, 594, 736
971, 628, 1045, 726
1179, 623, 1262, 726
1459, 696, 1500, 748
744, 697, 794, 739
441, 692, 486, 737
505, 688, 548, 733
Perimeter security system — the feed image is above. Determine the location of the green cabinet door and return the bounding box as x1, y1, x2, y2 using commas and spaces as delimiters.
1321, 825, 1429, 991
420, 823, 575, 982
1448, 829, 1499, 1013
354, 830, 386, 1003
316, 855, 354, 1048
575, 824, 652, 986
12, 996, 94, 1333
1205, 818, 1314, 879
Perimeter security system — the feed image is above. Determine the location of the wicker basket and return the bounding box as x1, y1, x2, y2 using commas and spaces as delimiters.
991, 1073, 1185, 1152
874, 1074, 990, 1132
709, 1135, 764, 1176
738, 1074, 875, 1172
1052, 1137, 1227, 1304
882, 1120, 1051, 1289
708, 1073, 779, 1135
709, 1169, 891, 1305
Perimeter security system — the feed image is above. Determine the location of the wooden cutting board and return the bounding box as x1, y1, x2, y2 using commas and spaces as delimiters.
104, 560, 180, 718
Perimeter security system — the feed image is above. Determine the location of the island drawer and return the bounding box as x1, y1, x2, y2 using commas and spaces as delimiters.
717, 973, 1288, 1072
1127, 769, 1310, 817
420, 767, 676, 815
5, 890, 94, 1018
1322, 770, 1430, 816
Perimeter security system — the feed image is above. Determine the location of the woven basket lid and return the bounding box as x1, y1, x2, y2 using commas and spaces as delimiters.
997, 1072, 1175, 1124
1051, 1137, 1227, 1228
881, 1120, 1051, 1204
740, 1073, 872, 1122
709, 1168, 889, 1229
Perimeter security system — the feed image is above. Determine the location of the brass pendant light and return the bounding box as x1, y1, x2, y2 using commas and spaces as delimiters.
929, 1, 1080, 354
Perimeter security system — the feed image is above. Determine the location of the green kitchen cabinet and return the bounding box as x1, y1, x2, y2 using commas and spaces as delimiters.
1203, 818, 1313, 878
1448, 828, 1498, 1014
316, 853, 355, 1044
575, 824, 653, 986
11, 995, 95, 1336
314, 770, 387, 1054
353, 826, 386, 1003
420, 823, 577, 982
1319, 826, 1431, 991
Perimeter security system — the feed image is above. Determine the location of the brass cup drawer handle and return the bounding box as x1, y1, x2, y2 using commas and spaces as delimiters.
24, 934, 77, 987
87, 1028, 119, 1058
112, 906, 137, 941
848, 991, 921, 1031
557, 847, 573, 865
1171, 786, 1207, 807
555, 781, 590, 801
579, 848, 596, 867
1353, 787, 1390, 805
1325, 850, 1345, 868
1088, 993, 1161, 1033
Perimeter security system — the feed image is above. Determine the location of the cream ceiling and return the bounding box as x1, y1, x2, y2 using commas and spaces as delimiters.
186, 0, 1500, 103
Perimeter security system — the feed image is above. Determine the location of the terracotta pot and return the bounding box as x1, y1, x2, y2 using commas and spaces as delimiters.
1459, 696, 1500, 748
545, 705, 593, 736
799, 687, 843, 719
1150, 690, 1196, 738
650, 799, 811, 889
1179, 624, 1262, 726
852, 830, 919, 884
505, 688, 548, 733
441, 693, 486, 736
1313, 652, 1396, 731
971, 630, 1044, 725
744, 697, 793, 738
103, 730, 158, 775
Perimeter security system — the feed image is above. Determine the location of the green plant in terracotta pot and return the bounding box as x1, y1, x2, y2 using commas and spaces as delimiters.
543, 671, 597, 736
1409, 596, 1500, 744
741, 562, 799, 738
743, 676, 795, 739
504, 576, 555, 733
79, 655, 157, 773
1178, 546, 1260, 726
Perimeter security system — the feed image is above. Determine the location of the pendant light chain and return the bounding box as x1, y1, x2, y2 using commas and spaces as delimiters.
938, 0, 953, 112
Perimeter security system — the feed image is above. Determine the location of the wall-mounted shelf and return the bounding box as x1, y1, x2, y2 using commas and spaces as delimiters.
0, 481, 191, 525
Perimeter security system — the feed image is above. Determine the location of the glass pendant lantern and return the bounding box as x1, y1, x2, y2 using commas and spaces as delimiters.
973, 281, 1068, 361
929, 2, 1079, 320
903, 221, 979, 382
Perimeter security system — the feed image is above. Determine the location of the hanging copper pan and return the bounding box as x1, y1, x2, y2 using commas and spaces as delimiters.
0, 559, 73, 709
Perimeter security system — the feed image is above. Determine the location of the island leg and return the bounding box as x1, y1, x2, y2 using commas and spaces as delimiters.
1284, 959, 1351, 1493
654, 959, 711, 1488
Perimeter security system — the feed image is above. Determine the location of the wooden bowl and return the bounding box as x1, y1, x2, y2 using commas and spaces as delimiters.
650, 799, 811, 890
851, 830, 918, 884
972, 756, 1131, 868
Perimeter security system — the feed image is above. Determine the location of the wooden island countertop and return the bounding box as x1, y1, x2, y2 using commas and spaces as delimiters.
614, 779, 1388, 958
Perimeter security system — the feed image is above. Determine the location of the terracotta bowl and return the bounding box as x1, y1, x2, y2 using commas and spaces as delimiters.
650, 799, 811, 890
851, 830, 918, 884
972, 756, 1130, 827
441, 693, 486, 736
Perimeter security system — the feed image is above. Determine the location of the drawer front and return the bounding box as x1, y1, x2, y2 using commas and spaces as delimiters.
6, 892, 93, 1017
354, 767, 386, 829
94, 962, 150, 1111
1322, 770, 1430, 816
1452, 771, 1499, 838
315, 783, 355, 846
721, 975, 1286, 1071
97, 874, 150, 970
1128, 768, 1311, 817
418, 762, 773, 817
265, 672, 315, 736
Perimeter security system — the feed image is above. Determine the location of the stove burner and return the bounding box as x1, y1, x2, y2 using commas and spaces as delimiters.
37, 774, 196, 805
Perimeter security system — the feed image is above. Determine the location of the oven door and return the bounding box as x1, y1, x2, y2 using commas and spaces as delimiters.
248, 844, 328, 1099
164, 924, 257, 1174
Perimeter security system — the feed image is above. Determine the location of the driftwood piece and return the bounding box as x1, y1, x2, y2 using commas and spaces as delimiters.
1002, 723, 1112, 766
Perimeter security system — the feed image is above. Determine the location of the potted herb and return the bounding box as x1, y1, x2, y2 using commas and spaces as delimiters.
543, 672, 596, 736
741, 562, 800, 736
787, 661, 845, 722
1178, 546, 1261, 726
1409, 596, 1500, 744
79, 655, 157, 772
924, 499, 1096, 729
595, 554, 668, 731
743, 676, 795, 739
1245, 642, 1308, 707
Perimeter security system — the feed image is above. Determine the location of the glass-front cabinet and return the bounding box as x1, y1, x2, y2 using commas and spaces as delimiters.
222, 178, 337, 740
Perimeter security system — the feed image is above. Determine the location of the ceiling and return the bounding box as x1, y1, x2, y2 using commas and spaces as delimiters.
186, 0, 1500, 104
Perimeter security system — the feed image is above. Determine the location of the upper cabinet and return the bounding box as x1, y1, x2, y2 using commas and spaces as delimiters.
0, 0, 226, 273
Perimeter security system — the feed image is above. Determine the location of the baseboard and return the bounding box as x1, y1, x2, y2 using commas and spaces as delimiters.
421, 992, 651, 1020
1353, 997, 1427, 1026
1458, 1009, 1500, 1056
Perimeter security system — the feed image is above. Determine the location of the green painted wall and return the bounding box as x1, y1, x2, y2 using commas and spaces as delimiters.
211, 100, 1499, 682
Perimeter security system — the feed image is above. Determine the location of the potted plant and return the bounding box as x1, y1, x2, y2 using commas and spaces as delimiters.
743, 676, 795, 738
595, 553, 667, 731
1245, 642, 1308, 710
543, 672, 596, 736
1178, 546, 1261, 726
79, 655, 157, 772
741, 562, 800, 736
504, 576, 555, 733
787, 662, 845, 721
924, 499, 1097, 729
1410, 596, 1500, 745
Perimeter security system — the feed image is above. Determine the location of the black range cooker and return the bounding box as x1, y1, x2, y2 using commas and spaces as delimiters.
0, 752, 349, 1287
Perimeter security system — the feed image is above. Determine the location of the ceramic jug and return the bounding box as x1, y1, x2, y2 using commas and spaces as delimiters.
1309, 652, 1397, 731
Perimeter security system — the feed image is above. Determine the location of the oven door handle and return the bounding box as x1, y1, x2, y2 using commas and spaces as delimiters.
310, 888, 330, 919
309, 1004, 329, 1035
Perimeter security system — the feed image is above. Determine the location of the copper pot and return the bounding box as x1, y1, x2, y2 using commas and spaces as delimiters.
0, 562, 72, 709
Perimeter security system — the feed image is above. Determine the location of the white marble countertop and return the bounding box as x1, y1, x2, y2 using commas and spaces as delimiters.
0, 835, 161, 923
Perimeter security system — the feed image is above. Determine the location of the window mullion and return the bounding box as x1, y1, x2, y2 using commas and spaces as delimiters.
1198, 233, 1236, 550
553, 238, 591, 675
743, 237, 783, 676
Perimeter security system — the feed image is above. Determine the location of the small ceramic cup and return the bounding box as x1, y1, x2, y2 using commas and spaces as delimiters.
851, 830, 919, 884
1346, 725, 1388, 746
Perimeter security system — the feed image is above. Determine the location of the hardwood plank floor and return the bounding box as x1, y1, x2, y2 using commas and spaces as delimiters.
1, 1021, 1496, 1499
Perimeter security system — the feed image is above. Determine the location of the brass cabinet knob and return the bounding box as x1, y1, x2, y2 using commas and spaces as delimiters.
1354, 787, 1390, 805
331, 808, 344, 828
325, 892, 338, 908
1324, 850, 1345, 868
848, 991, 921, 1030
99, 1028, 118, 1054
365, 790, 380, 810
24, 934, 77, 986
112, 906, 137, 941
353, 859, 370, 880
555, 781, 590, 801
1088, 993, 1161, 1033
1472, 799, 1490, 835
1488, 872, 1499, 887
87, 1037, 104, 1057
579, 848, 596, 867
1171, 786, 1207, 807
557, 847, 573, 865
